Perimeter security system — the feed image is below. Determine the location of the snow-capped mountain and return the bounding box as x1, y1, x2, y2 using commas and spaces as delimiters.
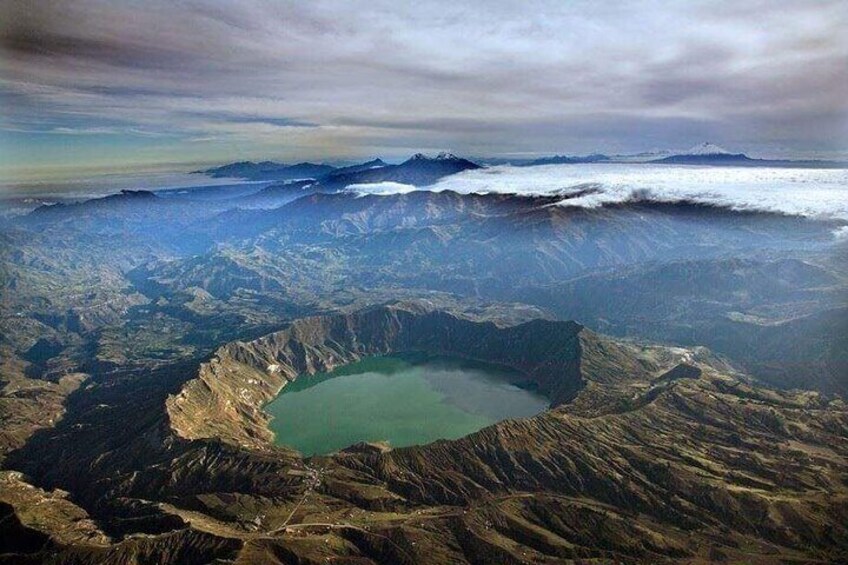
608, 143, 734, 163
684, 142, 732, 156
652, 143, 751, 165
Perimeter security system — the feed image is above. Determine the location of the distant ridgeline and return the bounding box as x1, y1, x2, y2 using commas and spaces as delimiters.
198, 145, 847, 190
478, 143, 848, 168
198, 152, 481, 187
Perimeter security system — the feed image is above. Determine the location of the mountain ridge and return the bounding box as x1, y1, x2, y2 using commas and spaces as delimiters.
197, 153, 482, 187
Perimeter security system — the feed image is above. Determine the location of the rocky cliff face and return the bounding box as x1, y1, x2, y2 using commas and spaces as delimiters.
5, 304, 848, 564
167, 304, 589, 450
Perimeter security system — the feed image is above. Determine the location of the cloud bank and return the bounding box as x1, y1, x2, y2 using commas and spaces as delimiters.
348, 163, 848, 221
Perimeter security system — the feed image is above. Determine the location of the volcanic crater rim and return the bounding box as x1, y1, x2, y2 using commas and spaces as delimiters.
165, 305, 587, 452
164, 303, 703, 458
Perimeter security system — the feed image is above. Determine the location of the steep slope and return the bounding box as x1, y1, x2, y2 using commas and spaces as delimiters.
7, 304, 845, 563
518, 257, 848, 393
166, 305, 590, 448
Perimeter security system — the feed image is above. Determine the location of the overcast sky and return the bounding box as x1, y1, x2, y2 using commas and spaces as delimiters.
1, 0, 846, 180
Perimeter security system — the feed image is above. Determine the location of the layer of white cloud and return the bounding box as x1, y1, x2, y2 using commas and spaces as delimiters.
348, 163, 848, 221
346, 181, 418, 196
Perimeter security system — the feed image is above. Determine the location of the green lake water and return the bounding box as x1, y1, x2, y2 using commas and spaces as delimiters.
266, 352, 549, 456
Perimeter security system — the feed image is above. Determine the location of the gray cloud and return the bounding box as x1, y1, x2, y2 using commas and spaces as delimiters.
1, 0, 846, 168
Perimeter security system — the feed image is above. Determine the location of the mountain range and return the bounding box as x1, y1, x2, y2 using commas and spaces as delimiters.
188, 146, 848, 205
199, 152, 481, 186
2, 146, 847, 563
474, 143, 848, 168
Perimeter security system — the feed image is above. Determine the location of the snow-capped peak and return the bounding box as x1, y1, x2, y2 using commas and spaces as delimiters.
685, 142, 731, 156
